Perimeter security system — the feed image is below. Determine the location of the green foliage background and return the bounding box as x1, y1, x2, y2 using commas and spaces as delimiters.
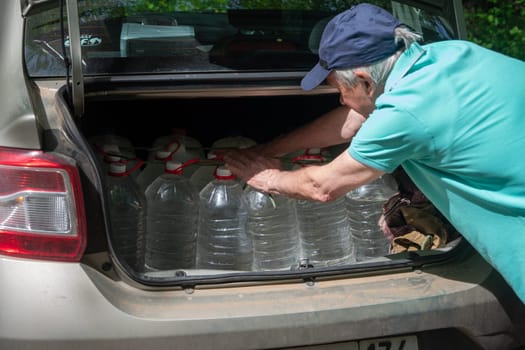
463, 0, 525, 60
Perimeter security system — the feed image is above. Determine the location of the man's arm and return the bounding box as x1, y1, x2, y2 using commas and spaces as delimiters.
258, 106, 366, 157
224, 149, 383, 202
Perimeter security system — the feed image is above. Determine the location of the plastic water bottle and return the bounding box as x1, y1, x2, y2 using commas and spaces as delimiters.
283, 148, 332, 170
96, 143, 143, 181
90, 129, 136, 160
293, 150, 353, 267
346, 175, 398, 261
99, 144, 122, 173
149, 128, 204, 161
136, 150, 172, 192
211, 136, 257, 151
105, 162, 146, 272
190, 151, 220, 193
295, 196, 353, 267
196, 166, 252, 271
163, 139, 202, 178
144, 161, 199, 271
148, 129, 204, 177
245, 186, 300, 271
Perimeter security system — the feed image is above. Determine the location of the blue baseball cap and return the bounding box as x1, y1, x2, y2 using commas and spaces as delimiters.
301, 3, 403, 91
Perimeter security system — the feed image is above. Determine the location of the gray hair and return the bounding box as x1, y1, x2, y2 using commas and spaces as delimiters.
333, 26, 423, 89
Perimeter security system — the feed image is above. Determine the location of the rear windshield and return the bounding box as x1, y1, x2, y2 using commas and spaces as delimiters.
25, 0, 456, 77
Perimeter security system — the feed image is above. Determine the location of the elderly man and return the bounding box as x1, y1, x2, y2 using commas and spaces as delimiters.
224, 3, 525, 303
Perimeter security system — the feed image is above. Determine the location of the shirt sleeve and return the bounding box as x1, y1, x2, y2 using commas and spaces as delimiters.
349, 103, 435, 174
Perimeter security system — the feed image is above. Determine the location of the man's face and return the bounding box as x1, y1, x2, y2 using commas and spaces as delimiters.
326, 72, 378, 118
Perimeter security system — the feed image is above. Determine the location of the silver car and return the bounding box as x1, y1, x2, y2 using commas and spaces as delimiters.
1, 0, 524, 349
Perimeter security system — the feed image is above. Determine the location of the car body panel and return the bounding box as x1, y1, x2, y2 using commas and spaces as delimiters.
0, 248, 520, 349
1, 1, 524, 349
0, 0, 40, 149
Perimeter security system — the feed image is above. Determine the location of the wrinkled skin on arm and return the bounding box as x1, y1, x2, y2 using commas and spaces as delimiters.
224, 70, 385, 202
255, 106, 367, 158
225, 148, 383, 202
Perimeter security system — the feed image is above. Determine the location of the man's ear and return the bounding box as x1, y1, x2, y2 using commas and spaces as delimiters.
354, 71, 376, 97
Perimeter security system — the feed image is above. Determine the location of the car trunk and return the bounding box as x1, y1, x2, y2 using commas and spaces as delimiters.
39, 82, 456, 288
78, 87, 345, 277
23, 0, 468, 287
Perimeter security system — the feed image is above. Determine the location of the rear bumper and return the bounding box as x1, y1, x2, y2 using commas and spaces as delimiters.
0, 250, 523, 350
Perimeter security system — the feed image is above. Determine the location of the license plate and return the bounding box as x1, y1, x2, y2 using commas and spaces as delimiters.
358, 335, 418, 350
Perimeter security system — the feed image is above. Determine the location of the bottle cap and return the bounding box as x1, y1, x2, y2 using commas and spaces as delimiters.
165, 161, 183, 172
109, 162, 126, 174
104, 154, 121, 163
102, 144, 121, 163
155, 150, 172, 160
215, 166, 236, 180
216, 166, 232, 177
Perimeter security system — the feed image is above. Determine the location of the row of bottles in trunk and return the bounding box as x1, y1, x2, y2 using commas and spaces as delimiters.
95, 130, 397, 272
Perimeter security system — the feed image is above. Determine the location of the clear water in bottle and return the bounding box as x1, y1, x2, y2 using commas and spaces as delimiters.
245, 186, 300, 271
144, 161, 199, 271
292, 150, 353, 267
346, 175, 398, 261
196, 166, 252, 271
105, 162, 146, 271
295, 196, 353, 267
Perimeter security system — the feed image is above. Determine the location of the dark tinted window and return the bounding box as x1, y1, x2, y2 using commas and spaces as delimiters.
25, 0, 455, 77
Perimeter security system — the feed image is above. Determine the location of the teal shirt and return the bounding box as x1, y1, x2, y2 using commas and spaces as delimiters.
349, 41, 525, 303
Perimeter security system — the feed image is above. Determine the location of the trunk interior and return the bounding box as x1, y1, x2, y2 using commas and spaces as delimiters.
78, 91, 355, 279
71, 89, 456, 285
80, 93, 342, 158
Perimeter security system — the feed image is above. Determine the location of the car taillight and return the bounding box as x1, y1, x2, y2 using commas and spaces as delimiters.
0, 147, 86, 261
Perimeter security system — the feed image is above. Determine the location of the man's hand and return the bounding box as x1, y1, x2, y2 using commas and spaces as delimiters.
223, 149, 282, 192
